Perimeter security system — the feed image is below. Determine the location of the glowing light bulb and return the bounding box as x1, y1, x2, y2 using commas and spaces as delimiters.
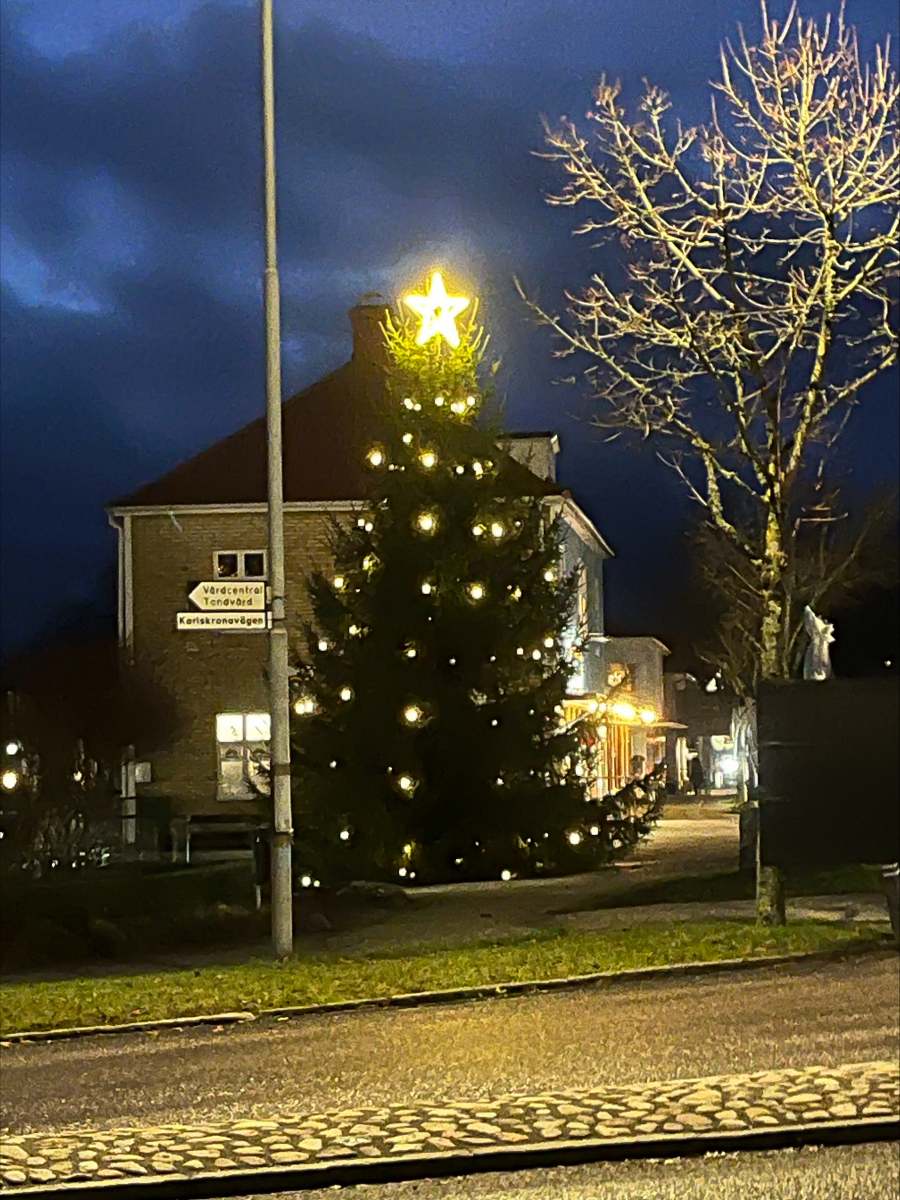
402, 432, 413, 444
450, 399, 466, 414
357, 517, 366, 528
5, 742, 20, 756
2, 770, 19, 790
398, 867, 408, 877
490, 521, 505, 539
339, 686, 353, 702
421, 581, 433, 595
468, 582, 486, 601
333, 575, 346, 591
495, 776, 504, 786
500, 870, 512, 881
365, 521, 374, 532
420, 450, 437, 469
543, 636, 555, 648
416, 511, 437, 533
300, 875, 312, 888
612, 701, 637, 721
363, 554, 377, 571
510, 586, 522, 600
348, 624, 361, 636
568, 831, 582, 846
575, 764, 585, 777
293, 697, 316, 715
590, 825, 600, 836
587, 699, 599, 714
366, 448, 384, 467
472, 523, 485, 538
640, 708, 656, 724
543, 569, 556, 583
448, 657, 457, 666
491, 719, 499, 727
466, 396, 477, 408
454, 465, 465, 475
403, 397, 415, 410
339, 829, 350, 841
403, 705, 423, 725
398, 774, 415, 793
472, 461, 484, 477
403, 843, 414, 855
532, 650, 541, 661
434, 395, 445, 407
406, 646, 418, 659
516, 647, 524, 656
318, 639, 329, 652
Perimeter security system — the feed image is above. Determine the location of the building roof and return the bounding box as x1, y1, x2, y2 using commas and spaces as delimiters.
110, 305, 561, 510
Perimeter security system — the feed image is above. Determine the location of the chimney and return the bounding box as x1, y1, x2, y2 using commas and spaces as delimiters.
349, 300, 392, 368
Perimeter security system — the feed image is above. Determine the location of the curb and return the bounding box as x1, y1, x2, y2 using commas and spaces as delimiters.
8, 1117, 899, 1198
3, 940, 895, 1045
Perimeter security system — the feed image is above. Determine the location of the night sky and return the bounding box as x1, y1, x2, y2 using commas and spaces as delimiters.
2, 0, 898, 659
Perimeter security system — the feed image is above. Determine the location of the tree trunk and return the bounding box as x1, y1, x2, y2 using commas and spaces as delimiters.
756, 510, 788, 925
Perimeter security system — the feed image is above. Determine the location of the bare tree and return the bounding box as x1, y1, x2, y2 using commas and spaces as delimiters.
519, 2, 898, 690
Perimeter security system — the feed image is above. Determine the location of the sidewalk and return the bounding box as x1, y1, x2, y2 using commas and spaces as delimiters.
2, 1061, 896, 1191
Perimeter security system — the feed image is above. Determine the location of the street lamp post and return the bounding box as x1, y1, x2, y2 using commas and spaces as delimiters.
261, 0, 293, 958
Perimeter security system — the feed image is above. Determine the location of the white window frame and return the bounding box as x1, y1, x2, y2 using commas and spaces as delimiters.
213, 550, 268, 581
216, 712, 271, 799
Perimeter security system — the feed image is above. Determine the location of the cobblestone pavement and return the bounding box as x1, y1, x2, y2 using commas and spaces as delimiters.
1, 1061, 896, 1191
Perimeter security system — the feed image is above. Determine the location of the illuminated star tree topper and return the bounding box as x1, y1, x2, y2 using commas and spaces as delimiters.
403, 271, 470, 348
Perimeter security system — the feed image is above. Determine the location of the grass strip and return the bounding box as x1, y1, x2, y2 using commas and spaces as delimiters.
1, 920, 892, 1037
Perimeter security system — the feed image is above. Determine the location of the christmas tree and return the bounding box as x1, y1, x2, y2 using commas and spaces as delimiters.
291, 272, 603, 885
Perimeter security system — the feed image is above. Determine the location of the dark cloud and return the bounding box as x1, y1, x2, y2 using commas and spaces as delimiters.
1, 0, 897, 653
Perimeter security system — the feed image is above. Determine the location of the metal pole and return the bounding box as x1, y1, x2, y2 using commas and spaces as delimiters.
261, 0, 293, 958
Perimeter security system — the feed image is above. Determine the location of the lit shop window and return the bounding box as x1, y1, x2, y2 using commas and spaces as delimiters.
214, 550, 267, 580
216, 712, 270, 799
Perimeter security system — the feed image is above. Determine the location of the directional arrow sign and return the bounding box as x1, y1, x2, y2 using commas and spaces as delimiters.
187, 581, 266, 611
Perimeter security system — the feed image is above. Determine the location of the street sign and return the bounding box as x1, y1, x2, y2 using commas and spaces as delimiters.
188, 581, 266, 610
176, 612, 272, 632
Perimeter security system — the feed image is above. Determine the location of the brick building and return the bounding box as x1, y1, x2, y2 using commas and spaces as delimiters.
107, 304, 663, 858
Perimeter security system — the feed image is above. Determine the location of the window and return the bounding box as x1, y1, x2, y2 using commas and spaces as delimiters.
214, 550, 267, 580
216, 712, 270, 799
576, 563, 589, 631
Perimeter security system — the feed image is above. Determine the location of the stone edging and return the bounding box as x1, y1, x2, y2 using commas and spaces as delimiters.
1, 1061, 897, 1195
2, 942, 893, 1045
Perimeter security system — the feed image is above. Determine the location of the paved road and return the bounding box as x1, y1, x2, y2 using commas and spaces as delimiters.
235, 1143, 900, 1200
2, 955, 897, 1135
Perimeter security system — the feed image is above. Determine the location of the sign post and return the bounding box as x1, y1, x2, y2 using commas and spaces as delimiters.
261, 0, 293, 960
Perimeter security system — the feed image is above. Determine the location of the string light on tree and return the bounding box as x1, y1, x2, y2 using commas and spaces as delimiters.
402, 704, 424, 725
419, 450, 437, 469
467, 582, 486, 602
367, 447, 385, 467
415, 511, 438, 534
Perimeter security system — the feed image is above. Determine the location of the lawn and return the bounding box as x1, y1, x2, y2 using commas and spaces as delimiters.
1, 919, 892, 1037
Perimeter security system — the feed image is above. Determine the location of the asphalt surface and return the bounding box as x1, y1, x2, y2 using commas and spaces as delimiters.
233, 1142, 900, 1199
2, 954, 897, 1136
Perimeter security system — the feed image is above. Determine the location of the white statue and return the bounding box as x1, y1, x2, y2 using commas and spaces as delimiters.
803, 606, 834, 681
